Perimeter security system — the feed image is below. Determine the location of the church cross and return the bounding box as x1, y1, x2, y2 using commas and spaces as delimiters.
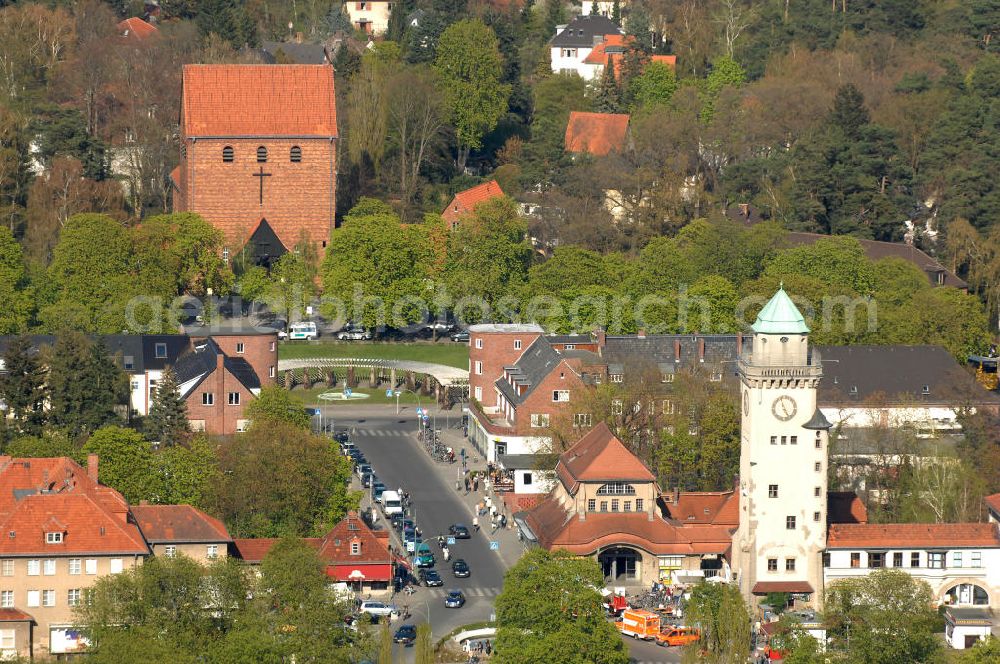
252, 165, 272, 206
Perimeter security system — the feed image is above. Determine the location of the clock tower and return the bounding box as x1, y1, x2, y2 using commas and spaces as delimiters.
734, 288, 831, 608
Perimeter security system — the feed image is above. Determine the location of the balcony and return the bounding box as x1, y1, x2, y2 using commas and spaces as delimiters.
738, 352, 824, 381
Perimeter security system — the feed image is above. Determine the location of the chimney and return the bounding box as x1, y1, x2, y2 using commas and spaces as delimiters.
698, 338, 705, 363
674, 339, 681, 363
736, 334, 743, 356
673, 487, 680, 505
594, 327, 606, 349
87, 454, 99, 483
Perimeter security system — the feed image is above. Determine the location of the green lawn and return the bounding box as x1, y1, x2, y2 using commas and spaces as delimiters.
278, 340, 468, 369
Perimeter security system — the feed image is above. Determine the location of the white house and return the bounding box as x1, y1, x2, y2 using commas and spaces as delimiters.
343, 0, 392, 35
582, 1, 625, 17
824, 523, 1000, 611
549, 14, 620, 78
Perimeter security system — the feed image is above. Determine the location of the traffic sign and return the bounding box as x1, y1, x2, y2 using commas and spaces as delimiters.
415, 408, 424, 415
422, 415, 429, 422
489, 541, 499, 551
344, 387, 352, 397
447, 536, 456, 546
386, 389, 394, 398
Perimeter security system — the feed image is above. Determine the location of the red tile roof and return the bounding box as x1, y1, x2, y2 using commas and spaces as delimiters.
131, 504, 232, 544
826, 523, 1000, 548
181, 65, 337, 138
523, 494, 733, 556
752, 581, 814, 594
441, 180, 505, 225
985, 493, 1000, 517
583, 34, 627, 65
232, 538, 280, 563
827, 491, 868, 524
0, 457, 148, 556
663, 491, 739, 526
316, 511, 391, 566
117, 17, 158, 40
565, 111, 629, 156
0, 609, 33, 622
556, 423, 655, 493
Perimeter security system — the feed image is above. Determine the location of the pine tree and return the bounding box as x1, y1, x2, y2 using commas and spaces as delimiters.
48, 333, 126, 439
612, 0, 622, 25
593, 55, 622, 113
0, 336, 47, 436
144, 368, 190, 447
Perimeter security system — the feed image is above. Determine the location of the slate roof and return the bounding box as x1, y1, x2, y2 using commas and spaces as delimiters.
546, 334, 594, 345
564, 111, 629, 156
173, 338, 262, 397
131, 504, 232, 544
816, 345, 1000, 406
442, 181, 505, 225
550, 15, 621, 47
826, 522, 1000, 548
555, 423, 655, 493
260, 41, 330, 64
783, 231, 967, 289
102, 335, 190, 373
495, 337, 564, 405
601, 334, 750, 377
181, 65, 337, 138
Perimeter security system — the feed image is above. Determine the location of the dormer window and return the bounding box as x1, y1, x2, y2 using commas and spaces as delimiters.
45, 532, 63, 544
921, 385, 930, 395
849, 386, 858, 395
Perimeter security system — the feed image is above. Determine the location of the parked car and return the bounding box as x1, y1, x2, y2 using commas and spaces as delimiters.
419, 568, 443, 587
333, 431, 350, 444
356, 463, 372, 480
359, 601, 397, 618
448, 524, 470, 539
393, 624, 417, 645
655, 626, 701, 647
337, 325, 372, 341
339, 441, 356, 455
287, 321, 319, 340
361, 472, 374, 488
444, 590, 466, 608
389, 513, 405, 530
450, 331, 470, 343
372, 482, 386, 503
452, 559, 470, 578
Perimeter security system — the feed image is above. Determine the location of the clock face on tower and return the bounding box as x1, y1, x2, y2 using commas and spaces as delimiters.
742, 391, 750, 416
772, 395, 797, 421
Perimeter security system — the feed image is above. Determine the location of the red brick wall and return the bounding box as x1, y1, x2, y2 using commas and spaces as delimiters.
511, 359, 586, 435
202, 333, 279, 386
469, 331, 541, 407
183, 357, 255, 435
176, 137, 336, 255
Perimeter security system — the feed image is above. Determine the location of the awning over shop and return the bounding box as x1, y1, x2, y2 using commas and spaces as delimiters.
752, 581, 814, 594
329, 564, 393, 583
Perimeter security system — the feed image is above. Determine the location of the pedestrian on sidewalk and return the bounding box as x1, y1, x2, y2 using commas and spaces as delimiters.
473, 476, 479, 492
473, 516, 479, 532
464, 477, 470, 493
500, 514, 507, 529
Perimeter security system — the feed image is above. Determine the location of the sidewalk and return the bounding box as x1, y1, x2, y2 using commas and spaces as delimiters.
423, 408, 528, 571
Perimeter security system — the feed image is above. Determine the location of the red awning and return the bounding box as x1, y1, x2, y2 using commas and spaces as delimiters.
752, 581, 814, 594
329, 564, 393, 583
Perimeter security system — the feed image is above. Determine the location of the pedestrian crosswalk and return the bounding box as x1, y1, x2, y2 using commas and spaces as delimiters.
424, 586, 502, 598
351, 428, 413, 438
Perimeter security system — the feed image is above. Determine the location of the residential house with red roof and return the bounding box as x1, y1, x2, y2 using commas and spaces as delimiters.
550, 14, 621, 78
116, 16, 158, 40
581, 35, 677, 81
441, 180, 505, 230
171, 64, 338, 264
564, 111, 630, 157
232, 511, 393, 594
130, 504, 232, 564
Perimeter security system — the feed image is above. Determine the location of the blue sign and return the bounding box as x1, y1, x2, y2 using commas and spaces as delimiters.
415, 408, 424, 415
422, 415, 429, 422
344, 387, 352, 397
447, 536, 456, 546
386, 389, 394, 398
489, 541, 500, 551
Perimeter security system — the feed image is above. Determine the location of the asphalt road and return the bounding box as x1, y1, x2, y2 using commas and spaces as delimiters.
340, 410, 506, 661
328, 406, 684, 663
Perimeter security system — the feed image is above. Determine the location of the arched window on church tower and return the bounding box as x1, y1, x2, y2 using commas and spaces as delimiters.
257, 146, 268, 162
222, 146, 234, 162
290, 146, 302, 162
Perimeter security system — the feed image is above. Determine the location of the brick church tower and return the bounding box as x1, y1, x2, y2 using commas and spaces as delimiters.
171, 65, 337, 264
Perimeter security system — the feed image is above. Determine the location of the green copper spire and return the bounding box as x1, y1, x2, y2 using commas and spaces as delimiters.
752, 287, 810, 334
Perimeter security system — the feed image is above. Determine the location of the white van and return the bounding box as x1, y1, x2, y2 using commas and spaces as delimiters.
382, 490, 403, 516
288, 321, 319, 340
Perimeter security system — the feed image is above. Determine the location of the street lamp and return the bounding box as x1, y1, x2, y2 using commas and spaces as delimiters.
394, 388, 422, 415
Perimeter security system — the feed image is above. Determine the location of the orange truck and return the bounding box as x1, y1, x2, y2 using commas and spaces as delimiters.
616, 609, 661, 640
655, 626, 701, 647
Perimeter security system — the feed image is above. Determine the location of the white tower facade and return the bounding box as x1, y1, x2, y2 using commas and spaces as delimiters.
734, 288, 831, 607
